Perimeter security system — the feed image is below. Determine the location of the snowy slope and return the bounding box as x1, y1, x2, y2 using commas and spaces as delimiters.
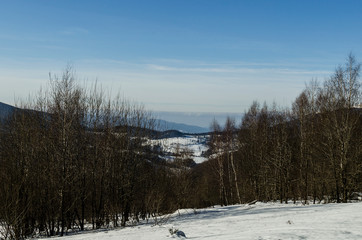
151, 135, 209, 164
42, 202, 362, 240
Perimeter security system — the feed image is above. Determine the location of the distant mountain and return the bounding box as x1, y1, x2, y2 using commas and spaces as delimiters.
155, 119, 209, 134
154, 111, 243, 129
0, 102, 210, 134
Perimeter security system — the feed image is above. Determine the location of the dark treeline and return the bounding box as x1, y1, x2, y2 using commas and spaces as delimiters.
0, 68, 184, 239
0, 56, 361, 239
190, 54, 361, 207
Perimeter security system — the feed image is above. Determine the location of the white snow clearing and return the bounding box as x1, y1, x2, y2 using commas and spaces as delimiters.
42, 202, 362, 240
151, 135, 209, 164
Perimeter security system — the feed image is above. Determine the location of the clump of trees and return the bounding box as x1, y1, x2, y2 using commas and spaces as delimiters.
0, 67, 179, 239
190, 54, 361, 207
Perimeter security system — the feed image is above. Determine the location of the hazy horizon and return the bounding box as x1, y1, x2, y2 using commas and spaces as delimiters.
154, 111, 243, 129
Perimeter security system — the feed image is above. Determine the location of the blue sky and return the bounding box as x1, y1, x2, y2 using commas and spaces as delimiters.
1, 0, 362, 117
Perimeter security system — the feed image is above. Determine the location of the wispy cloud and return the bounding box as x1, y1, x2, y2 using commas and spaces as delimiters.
0, 34, 20, 41
76, 58, 332, 76
0, 34, 51, 42
146, 63, 331, 76
0, 57, 334, 113
59, 27, 89, 36
36, 45, 70, 50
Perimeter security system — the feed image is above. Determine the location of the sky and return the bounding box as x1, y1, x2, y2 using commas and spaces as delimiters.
1, 0, 362, 125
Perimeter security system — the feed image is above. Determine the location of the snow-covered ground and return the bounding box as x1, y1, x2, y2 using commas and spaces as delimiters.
43, 202, 362, 240
151, 135, 209, 164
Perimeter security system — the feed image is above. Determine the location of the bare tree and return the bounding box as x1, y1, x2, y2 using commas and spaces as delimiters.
318, 54, 361, 202
209, 119, 228, 206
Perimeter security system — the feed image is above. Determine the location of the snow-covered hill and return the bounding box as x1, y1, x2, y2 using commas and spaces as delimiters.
150, 134, 209, 164
41, 202, 362, 240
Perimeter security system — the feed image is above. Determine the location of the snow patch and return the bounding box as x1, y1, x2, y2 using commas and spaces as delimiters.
150, 135, 209, 164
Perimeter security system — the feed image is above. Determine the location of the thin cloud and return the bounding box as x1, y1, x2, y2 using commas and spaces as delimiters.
0, 34, 51, 42
36, 45, 69, 50
146, 64, 258, 73
147, 63, 331, 75
147, 58, 336, 70
0, 57, 332, 113
74, 58, 332, 77
60, 27, 89, 35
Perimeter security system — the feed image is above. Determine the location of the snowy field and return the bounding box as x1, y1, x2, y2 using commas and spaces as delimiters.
151, 135, 209, 164
43, 202, 362, 240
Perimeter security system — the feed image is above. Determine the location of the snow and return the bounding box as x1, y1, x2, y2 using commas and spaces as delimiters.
151, 135, 209, 164
42, 202, 362, 240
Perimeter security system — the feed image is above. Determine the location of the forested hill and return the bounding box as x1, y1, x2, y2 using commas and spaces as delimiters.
156, 119, 209, 133
0, 102, 16, 121
0, 102, 209, 134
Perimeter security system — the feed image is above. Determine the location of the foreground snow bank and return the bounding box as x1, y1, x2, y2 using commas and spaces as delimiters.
43, 202, 362, 240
